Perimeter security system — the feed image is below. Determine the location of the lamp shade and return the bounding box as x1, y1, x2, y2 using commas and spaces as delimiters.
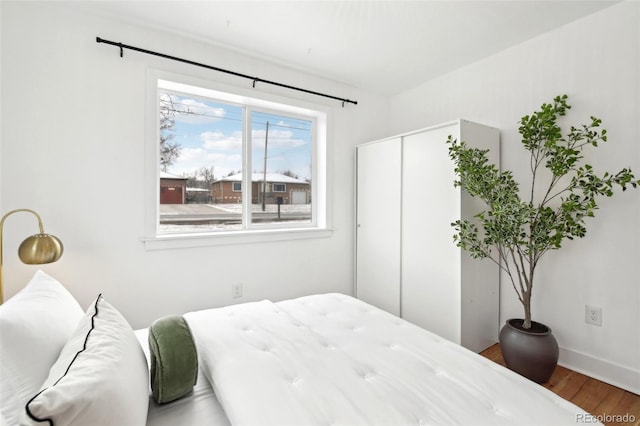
18, 233, 64, 265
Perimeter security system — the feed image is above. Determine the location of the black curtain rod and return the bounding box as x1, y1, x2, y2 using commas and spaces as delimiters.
96, 37, 358, 106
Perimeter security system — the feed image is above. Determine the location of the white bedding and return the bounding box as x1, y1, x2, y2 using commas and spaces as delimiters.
135, 329, 231, 426
184, 293, 593, 426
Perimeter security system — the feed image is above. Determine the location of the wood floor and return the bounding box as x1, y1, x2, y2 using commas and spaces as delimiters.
480, 344, 640, 426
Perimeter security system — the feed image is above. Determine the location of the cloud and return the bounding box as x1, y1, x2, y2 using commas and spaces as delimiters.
168, 124, 309, 179
251, 129, 306, 149
168, 131, 243, 176
201, 130, 242, 150
170, 147, 241, 177
199, 129, 305, 151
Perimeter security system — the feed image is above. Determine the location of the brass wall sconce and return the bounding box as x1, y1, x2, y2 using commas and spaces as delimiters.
0, 209, 63, 304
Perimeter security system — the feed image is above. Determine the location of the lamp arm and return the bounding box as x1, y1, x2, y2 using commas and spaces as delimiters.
1, 208, 46, 234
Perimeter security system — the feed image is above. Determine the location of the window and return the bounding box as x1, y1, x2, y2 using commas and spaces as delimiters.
146, 74, 330, 247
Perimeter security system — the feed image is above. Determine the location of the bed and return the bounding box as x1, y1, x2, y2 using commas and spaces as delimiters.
1, 271, 599, 425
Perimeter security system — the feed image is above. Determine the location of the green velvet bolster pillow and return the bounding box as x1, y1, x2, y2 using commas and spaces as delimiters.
148, 315, 198, 404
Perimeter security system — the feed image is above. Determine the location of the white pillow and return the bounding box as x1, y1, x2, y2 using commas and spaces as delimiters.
22, 295, 149, 426
0, 270, 84, 423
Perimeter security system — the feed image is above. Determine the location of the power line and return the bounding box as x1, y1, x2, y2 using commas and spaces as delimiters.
161, 107, 312, 133
161, 92, 314, 132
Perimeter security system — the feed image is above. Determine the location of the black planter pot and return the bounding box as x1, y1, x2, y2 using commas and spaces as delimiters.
498, 319, 559, 384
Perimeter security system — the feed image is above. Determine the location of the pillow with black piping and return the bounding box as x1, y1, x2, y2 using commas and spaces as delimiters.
21, 294, 149, 426
148, 314, 198, 404
0, 270, 84, 425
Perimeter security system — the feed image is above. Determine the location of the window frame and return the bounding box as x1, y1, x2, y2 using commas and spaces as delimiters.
273, 183, 286, 193
143, 70, 332, 250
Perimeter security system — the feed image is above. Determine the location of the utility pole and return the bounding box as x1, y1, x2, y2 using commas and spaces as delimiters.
262, 121, 269, 212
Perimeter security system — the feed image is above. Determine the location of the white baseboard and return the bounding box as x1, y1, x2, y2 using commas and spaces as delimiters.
559, 346, 640, 395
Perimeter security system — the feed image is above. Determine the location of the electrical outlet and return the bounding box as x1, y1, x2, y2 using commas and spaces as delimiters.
232, 283, 243, 299
585, 305, 602, 326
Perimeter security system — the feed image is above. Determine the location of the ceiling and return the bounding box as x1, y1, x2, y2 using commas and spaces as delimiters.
83, 1, 619, 96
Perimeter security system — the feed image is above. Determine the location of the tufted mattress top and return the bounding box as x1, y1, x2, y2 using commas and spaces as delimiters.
183, 293, 594, 425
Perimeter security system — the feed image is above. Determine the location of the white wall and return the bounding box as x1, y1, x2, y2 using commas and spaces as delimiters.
390, 2, 640, 393
0, 2, 390, 328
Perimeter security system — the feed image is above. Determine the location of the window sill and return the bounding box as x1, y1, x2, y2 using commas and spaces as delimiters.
142, 227, 334, 250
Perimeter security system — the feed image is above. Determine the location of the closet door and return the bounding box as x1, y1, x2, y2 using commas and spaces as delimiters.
401, 124, 462, 343
355, 138, 402, 316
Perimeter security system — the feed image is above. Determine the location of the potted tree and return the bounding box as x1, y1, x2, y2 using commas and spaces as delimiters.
447, 95, 639, 383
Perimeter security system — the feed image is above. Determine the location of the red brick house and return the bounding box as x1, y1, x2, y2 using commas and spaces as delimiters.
212, 173, 310, 204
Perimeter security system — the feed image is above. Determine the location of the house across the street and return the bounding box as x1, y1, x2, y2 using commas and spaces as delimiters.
212, 173, 310, 205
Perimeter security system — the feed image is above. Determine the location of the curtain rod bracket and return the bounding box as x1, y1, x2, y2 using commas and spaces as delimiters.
95, 36, 358, 106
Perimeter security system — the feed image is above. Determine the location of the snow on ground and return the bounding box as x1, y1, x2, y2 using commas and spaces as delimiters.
159, 203, 311, 215
211, 204, 311, 214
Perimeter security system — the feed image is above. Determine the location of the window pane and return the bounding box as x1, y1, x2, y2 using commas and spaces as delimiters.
250, 111, 312, 226
153, 78, 323, 239
158, 91, 244, 233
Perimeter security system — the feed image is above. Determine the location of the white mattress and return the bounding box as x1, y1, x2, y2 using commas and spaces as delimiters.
183, 293, 595, 426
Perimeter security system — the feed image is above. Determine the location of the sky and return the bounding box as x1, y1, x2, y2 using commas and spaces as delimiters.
161, 92, 312, 181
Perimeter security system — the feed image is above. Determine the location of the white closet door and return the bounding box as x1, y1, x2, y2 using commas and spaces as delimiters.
355, 138, 402, 316
401, 124, 462, 343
